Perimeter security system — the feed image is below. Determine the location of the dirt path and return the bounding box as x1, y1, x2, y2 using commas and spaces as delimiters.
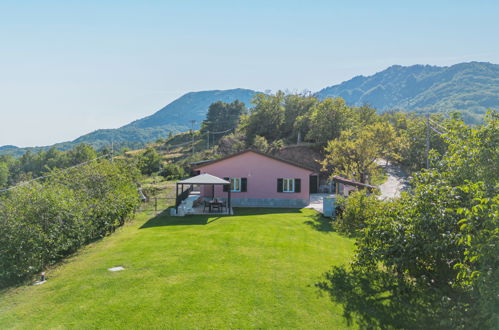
376, 160, 409, 199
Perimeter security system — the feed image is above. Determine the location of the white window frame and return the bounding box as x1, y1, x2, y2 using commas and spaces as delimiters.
230, 177, 241, 192
282, 178, 295, 193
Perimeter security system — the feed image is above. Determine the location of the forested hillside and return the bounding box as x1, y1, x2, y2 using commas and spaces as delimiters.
316, 62, 499, 124
125, 88, 257, 129
2, 62, 497, 157
0, 89, 257, 157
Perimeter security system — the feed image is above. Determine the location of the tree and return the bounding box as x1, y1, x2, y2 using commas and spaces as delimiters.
252, 135, 270, 153
66, 143, 97, 166
243, 92, 286, 143
322, 122, 401, 183
306, 98, 354, 145
318, 112, 499, 328
160, 163, 185, 180
201, 100, 247, 142
217, 132, 246, 155
0, 162, 9, 188
385, 111, 447, 172
138, 147, 161, 175
283, 94, 317, 142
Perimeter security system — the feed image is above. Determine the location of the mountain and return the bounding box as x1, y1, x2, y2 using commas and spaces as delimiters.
0, 145, 18, 151
2, 62, 498, 157
0, 88, 258, 156
315, 62, 499, 123
125, 88, 257, 129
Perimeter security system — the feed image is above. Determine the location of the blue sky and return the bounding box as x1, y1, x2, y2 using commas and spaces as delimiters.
1, 0, 498, 147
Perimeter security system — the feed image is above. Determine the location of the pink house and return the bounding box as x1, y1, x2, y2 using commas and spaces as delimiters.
193, 150, 318, 208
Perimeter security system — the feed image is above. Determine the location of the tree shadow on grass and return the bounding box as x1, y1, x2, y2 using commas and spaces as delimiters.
140, 213, 222, 228
303, 212, 335, 232
233, 207, 302, 217
317, 266, 437, 329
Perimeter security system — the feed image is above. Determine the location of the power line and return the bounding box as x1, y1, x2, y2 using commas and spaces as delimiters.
429, 118, 449, 132
208, 127, 235, 135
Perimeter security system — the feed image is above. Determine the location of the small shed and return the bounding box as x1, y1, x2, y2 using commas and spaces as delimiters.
332, 176, 377, 197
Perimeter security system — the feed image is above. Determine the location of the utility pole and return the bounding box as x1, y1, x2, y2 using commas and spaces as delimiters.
190, 120, 196, 155
425, 113, 430, 169
111, 138, 114, 162
207, 131, 210, 149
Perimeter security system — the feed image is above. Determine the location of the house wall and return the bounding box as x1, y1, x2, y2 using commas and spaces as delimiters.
196, 151, 313, 207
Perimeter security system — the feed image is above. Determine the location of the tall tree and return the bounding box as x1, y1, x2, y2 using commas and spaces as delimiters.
306, 98, 354, 145
321, 122, 401, 183
318, 112, 499, 328
243, 92, 286, 143
201, 100, 247, 140
283, 94, 317, 142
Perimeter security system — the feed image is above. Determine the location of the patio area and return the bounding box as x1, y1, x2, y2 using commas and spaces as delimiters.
173, 174, 233, 216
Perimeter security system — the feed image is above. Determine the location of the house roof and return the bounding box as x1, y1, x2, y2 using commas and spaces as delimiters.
193, 149, 317, 172
332, 176, 377, 190
177, 173, 230, 185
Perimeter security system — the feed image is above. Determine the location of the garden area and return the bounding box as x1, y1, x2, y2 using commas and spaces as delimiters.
0, 208, 355, 329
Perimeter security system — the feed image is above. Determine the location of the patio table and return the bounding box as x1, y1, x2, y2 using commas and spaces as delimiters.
209, 201, 223, 212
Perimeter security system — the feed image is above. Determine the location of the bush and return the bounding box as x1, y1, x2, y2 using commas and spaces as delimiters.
0, 160, 139, 288
335, 190, 383, 235
160, 163, 185, 180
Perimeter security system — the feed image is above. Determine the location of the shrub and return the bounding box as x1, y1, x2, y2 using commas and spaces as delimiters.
160, 163, 185, 180
335, 190, 384, 235
0, 160, 139, 288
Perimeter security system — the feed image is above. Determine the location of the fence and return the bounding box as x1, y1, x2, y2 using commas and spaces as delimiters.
137, 183, 176, 214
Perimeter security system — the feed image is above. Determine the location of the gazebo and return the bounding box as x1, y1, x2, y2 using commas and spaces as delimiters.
175, 173, 231, 214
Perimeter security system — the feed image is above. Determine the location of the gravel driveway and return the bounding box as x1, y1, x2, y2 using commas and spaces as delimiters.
376, 160, 409, 199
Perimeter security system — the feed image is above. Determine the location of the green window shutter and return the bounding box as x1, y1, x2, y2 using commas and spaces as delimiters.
241, 178, 247, 192
277, 178, 283, 192
294, 178, 301, 193
223, 177, 229, 192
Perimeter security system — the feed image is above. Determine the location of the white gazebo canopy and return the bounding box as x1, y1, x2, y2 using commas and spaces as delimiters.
177, 173, 230, 185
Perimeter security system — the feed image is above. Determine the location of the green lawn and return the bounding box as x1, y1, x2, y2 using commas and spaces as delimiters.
0, 208, 355, 329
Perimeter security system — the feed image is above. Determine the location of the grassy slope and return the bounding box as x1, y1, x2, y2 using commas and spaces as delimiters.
0, 208, 354, 329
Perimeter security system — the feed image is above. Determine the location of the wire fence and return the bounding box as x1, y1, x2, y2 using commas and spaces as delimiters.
137, 183, 177, 214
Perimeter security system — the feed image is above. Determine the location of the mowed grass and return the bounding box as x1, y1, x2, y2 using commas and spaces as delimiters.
0, 208, 355, 329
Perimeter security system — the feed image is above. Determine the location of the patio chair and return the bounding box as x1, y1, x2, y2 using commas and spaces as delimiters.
211, 202, 221, 212
221, 200, 227, 212
203, 200, 210, 213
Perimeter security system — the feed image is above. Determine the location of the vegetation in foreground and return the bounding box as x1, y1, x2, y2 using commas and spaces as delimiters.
319, 112, 498, 329
0, 160, 139, 288
0, 208, 354, 329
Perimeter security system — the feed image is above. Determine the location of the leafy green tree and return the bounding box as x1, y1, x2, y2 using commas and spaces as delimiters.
201, 100, 247, 140
138, 147, 161, 175
0, 160, 139, 288
0, 162, 9, 188
335, 190, 383, 235
252, 135, 270, 153
243, 92, 286, 143
160, 163, 185, 180
217, 132, 246, 155
66, 143, 97, 166
322, 122, 401, 183
318, 112, 498, 329
385, 111, 447, 172
306, 98, 354, 144
283, 94, 317, 142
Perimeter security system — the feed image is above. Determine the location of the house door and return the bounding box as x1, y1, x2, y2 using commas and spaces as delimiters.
309, 175, 318, 193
